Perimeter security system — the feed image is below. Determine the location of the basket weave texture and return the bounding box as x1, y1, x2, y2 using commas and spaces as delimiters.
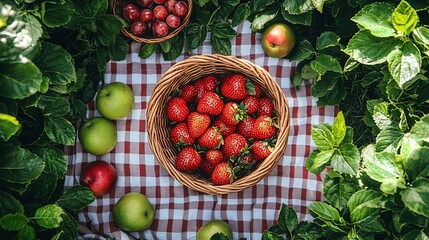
110, 0, 192, 43
147, 54, 290, 195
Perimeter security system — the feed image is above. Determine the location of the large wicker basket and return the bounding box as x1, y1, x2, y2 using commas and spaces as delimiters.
147, 54, 290, 195
110, 0, 192, 44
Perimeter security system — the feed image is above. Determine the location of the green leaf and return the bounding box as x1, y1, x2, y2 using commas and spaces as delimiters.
0, 145, 44, 184
331, 144, 360, 176
375, 125, 404, 152
412, 26, 429, 56
344, 29, 402, 65
107, 36, 128, 61
159, 40, 172, 53
316, 31, 340, 50
402, 230, 429, 240
251, 8, 278, 32
348, 190, 386, 232
139, 44, 155, 59
95, 15, 123, 46
210, 35, 231, 55
311, 72, 339, 98
277, 204, 298, 234
323, 172, 360, 211
58, 211, 78, 240
37, 95, 71, 116
295, 221, 324, 240
30, 146, 67, 178
0, 213, 28, 231
283, 0, 314, 15
261, 230, 284, 240
57, 185, 94, 211
34, 204, 64, 229
332, 111, 346, 146
161, 32, 184, 61
387, 41, 421, 89
44, 115, 76, 146
309, 202, 343, 224
361, 145, 401, 182
392, 0, 418, 36
36, 42, 76, 86
280, 7, 312, 26
41, 0, 73, 27
372, 101, 392, 130
312, 0, 324, 13
186, 23, 207, 51
22, 173, 58, 204
306, 149, 332, 174
311, 123, 335, 151
197, 0, 210, 6
288, 40, 314, 62
0, 62, 43, 99
404, 147, 429, 181
400, 178, 429, 218
409, 114, 429, 146
216, 0, 240, 19
252, 0, 277, 12
210, 21, 237, 39
0, 191, 24, 216
300, 64, 319, 80
17, 224, 36, 240
0, 113, 20, 141
351, 2, 396, 38
310, 54, 342, 74
232, 3, 251, 27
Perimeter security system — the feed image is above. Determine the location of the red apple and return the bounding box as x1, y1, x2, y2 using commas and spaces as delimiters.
261, 23, 296, 58
80, 160, 118, 197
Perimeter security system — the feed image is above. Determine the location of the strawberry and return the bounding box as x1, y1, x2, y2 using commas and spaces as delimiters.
194, 75, 218, 100
258, 98, 274, 117
180, 84, 197, 103
205, 149, 224, 166
187, 112, 211, 138
250, 82, 262, 98
212, 119, 237, 137
231, 153, 255, 178
194, 80, 207, 101
198, 127, 223, 149
220, 102, 246, 126
220, 74, 254, 100
238, 115, 255, 139
166, 97, 189, 122
169, 122, 195, 146
200, 159, 216, 177
240, 154, 255, 165
175, 146, 202, 171
222, 133, 248, 159
251, 140, 274, 160
197, 91, 224, 115
242, 96, 259, 114
252, 115, 278, 140
211, 162, 232, 185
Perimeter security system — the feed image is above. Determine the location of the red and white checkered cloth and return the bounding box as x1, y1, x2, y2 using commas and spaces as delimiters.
65, 21, 337, 240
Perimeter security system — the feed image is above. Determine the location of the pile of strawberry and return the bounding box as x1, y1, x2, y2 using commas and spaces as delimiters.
166, 73, 278, 186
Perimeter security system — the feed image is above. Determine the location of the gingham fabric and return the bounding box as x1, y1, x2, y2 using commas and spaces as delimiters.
65, 21, 337, 240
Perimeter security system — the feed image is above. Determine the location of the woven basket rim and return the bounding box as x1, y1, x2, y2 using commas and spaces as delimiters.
147, 54, 290, 195
110, 0, 192, 43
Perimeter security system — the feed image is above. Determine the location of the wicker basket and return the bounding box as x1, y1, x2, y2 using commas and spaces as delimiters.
110, 0, 192, 44
147, 54, 290, 195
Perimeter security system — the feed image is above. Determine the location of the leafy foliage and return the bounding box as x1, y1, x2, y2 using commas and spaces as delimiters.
0, 0, 124, 238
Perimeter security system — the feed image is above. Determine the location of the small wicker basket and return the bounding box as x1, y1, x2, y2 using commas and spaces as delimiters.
147, 54, 290, 195
110, 0, 192, 44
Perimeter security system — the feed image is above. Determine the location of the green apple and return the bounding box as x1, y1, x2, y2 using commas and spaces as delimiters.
261, 23, 296, 58
112, 192, 155, 232
196, 220, 233, 240
78, 117, 117, 155
96, 82, 135, 120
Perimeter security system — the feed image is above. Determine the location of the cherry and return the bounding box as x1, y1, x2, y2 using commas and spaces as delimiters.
165, 0, 177, 13
153, 5, 168, 21
138, 0, 153, 7
122, 3, 140, 22
140, 9, 154, 23
153, 0, 166, 4
166, 14, 181, 28
131, 21, 147, 35
173, 1, 188, 17
152, 21, 169, 37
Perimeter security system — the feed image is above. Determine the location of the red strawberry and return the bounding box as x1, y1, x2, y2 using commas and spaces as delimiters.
240, 154, 255, 165
211, 162, 232, 185
205, 149, 224, 166
242, 96, 259, 114
212, 119, 236, 137
194, 80, 207, 101
220, 102, 246, 126
250, 82, 262, 98
175, 146, 202, 171
180, 84, 197, 102
252, 115, 278, 140
166, 97, 189, 122
258, 98, 274, 117
187, 112, 211, 138
200, 159, 216, 177
220, 74, 253, 100
198, 127, 223, 149
238, 115, 255, 139
197, 91, 224, 115
222, 133, 248, 159
169, 122, 195, 146
251, 140, 274, 160
201, 75, 218, 92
